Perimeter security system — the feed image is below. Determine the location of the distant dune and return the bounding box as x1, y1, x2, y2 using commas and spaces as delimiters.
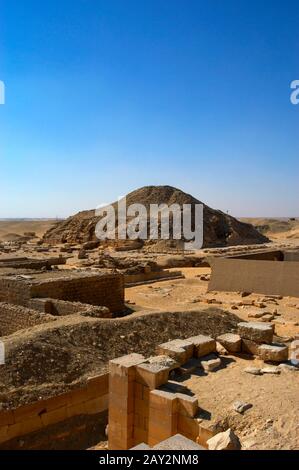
240, 217, 299, 240
0, 220, 59, 241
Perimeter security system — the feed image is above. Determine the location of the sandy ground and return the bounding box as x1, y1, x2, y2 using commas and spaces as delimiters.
182, 355, 299, 450
126, 267, 299, 338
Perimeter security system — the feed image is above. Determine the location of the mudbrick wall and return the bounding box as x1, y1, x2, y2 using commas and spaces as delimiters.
28, 298, 112, 318
0, 273, 125, 313
0, 373, 108, 450
0, 278, 31, 305
0, 303, 54, 337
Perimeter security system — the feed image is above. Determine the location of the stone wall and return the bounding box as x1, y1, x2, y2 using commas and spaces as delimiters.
0, 302, 54, 337
0, 278, 31, 305
0, 373, 108, 449
28, 298, 112, 318
30, 274, 124, 312
208, 258, 299, 297
0, 272, 124, 313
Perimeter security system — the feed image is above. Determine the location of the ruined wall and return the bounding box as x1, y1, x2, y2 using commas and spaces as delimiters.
0, 273, 124, 313
0, 302, 54, 337
0, 279, 33, 308
0, 373, 108, 449
208, 258, 299, 297
28, 298, 112, 317
30, 274, 124, 312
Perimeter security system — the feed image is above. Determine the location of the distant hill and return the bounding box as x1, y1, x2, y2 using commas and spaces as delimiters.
241, 217, 299, 240
43, 185, 269, 248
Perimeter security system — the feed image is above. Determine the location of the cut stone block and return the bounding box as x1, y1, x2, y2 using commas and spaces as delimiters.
149, 390, 178, 420
135, 356, 177, 389
109, 353, 145, 379
176, 393, 198, 418
238, 322, 273, 344
156, 339, 194, 364
216, 333, 241, 353
188, 335, 216, 357
258, 343, 288, 362
242, 339, 260, 355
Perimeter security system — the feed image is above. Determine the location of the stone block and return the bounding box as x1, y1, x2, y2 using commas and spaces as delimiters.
258, 343, 288, 362
188, 335, 216, 357
216, 333, 241, 353
242, 338, 260, 355
176, 393, 198, 417
135, 356, 178, 389
149, 389, 178, 415
238, 322, 273, 344
156, 339, 194, 364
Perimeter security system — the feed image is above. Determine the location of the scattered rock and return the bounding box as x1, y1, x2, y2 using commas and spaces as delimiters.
200, 356, 221, 372
207, 428, 241, 450
244, 366, 262, 375
261, 366, 280, 374
260, 313, 275, 322
278, 363, 299, 372
233, 401, 253, 414
248, 311, 264, 318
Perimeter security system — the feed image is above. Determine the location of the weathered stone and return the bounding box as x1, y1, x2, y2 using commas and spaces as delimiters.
242, 339, 260, 355
278, 363, 298, 372
233, 401, 253, 414
248, 311, 264, 318
258, 344, 288, 362
200, 356, 221, 372
216, 333, 241, 353
238, 322, 273, 344
260, 314, 274, 322
156, 339, 194, 364
261, 366, 280, 374
207, 428, 241, 450
188, 335, 216, 358
244, 366, 262, 375
216, 342, 228, 355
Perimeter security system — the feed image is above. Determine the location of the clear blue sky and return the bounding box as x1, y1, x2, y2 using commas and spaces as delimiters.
0, 0, 298, 218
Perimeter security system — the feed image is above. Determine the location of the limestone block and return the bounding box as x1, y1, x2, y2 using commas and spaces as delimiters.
258, 343, 288, 362
216, 333, 241, 353
238, 322, 273, 344
188, 335, 216, 357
